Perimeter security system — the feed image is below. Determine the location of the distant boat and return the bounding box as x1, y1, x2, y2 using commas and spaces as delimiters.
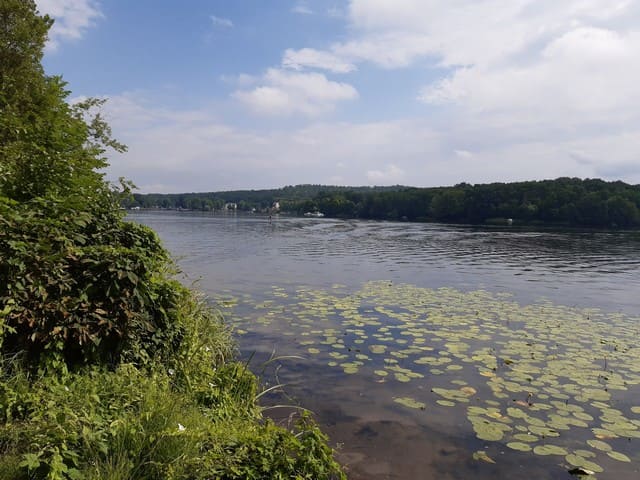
304, 211, 325, 218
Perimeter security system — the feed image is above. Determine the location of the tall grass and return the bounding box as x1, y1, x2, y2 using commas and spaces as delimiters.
0, 291, 345, 480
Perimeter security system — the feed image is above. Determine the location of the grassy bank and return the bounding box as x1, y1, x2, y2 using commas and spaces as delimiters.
0, 272, 344, 479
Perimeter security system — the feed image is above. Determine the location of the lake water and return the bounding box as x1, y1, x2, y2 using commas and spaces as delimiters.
132, 212, 640, 480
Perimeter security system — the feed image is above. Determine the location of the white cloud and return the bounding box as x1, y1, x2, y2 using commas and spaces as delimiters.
211, 15, 233, 28
343, 0, 640, 123
36, 0, 102, 50
282, 48, 356, 73
264, 0, 640, 185
101, 95, 441, 191
233, 69, 358, 116
292, 2, 314, 15
420, 27, 640, 117
333, 32, 435, 69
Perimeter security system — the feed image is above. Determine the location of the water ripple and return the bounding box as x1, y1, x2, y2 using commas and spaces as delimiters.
131, 212, 640, 313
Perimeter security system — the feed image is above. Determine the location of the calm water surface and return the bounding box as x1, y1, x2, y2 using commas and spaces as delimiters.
132, 212, 640, 480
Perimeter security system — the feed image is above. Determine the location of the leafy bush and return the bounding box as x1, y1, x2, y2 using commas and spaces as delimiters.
0, 197, 186, 369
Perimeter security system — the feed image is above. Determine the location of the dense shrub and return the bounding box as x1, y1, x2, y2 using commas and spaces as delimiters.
0, 197, 185, 369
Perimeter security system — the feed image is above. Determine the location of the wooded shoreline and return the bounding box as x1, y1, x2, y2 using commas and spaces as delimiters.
127, 178, 640, 229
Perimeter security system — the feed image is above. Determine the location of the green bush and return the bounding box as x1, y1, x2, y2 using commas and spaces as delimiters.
0, 197, 186, 369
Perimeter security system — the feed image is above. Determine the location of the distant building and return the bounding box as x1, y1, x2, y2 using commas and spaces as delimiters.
224, 202, 237, 210
272, 201, 280, 211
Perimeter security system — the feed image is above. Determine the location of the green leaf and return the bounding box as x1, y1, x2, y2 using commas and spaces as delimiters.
19, 453, 41, 470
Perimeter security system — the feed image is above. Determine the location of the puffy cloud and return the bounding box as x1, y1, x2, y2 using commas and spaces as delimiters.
264, 0, 640, 185
36, 0, 102, 50
420, 27, 640, 121
233, 69, 358, 116
343, 0, 640, 126
346, 0, 636, 67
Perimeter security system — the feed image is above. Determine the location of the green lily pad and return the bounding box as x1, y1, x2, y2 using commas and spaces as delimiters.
394, 397, 426, 410
533, 445, 568, 456
574, 450, 596, 459
368, 345, 387, 354
586, 439, 611, 452
607, 451, 631, 462
512, 433, 538, 443
565, 455, 604, 473
507, 442, 532, 452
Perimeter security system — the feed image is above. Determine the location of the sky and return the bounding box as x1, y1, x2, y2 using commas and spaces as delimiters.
36, 0, 640, 193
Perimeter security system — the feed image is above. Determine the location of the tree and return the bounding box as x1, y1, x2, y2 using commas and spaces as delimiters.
0, 1, 165, 368
0, 0, 125, 206
431, 189, 466, 221
607, 195, 640, 228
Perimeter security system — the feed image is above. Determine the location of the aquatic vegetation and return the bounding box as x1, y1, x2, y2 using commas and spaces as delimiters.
219, 280, 640, 477
394, 397, 426, 410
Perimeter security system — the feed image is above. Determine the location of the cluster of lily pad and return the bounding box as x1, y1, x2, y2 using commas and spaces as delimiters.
215, 281, 640, 477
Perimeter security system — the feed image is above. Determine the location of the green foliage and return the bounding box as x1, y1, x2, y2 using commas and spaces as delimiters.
0, 303, 345, 480
0, 201, 346, 477
0, 196, 186, 368
0, 0, 125, 206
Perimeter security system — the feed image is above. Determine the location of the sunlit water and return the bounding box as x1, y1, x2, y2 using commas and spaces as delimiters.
132, 212, 640, 480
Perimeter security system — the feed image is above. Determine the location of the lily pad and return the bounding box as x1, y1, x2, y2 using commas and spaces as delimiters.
586, 439, 611, 452
607, 451, 631, 462
533, 445, 568, 456
394, 397, 426, 410
506, 442, 533, 452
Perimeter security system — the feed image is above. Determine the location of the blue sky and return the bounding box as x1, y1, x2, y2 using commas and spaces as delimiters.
38, 0, 640, 192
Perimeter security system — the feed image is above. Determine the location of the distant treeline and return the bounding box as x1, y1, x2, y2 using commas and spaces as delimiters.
127, 185, 404, 212
127, 178, 640, 228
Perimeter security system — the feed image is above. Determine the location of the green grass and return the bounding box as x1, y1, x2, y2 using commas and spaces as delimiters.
0, 292, 346, 480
